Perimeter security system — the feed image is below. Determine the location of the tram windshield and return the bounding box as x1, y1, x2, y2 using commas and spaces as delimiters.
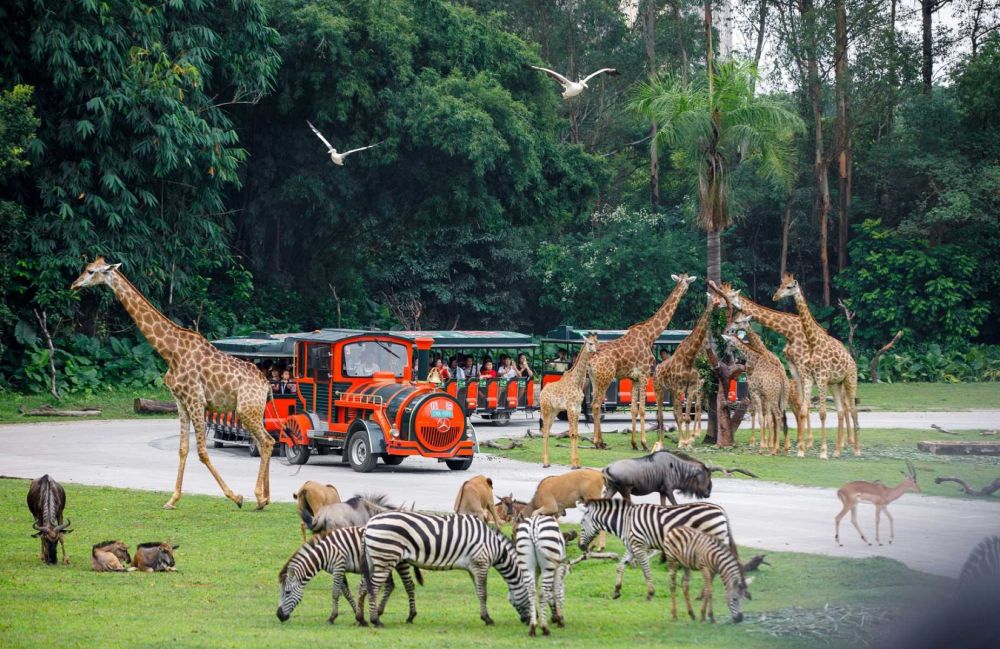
342, 341, 408, 378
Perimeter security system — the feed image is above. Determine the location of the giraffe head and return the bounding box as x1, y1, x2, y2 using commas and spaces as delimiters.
723, 314, 752, 337
582, 332, 599, 354
709, 281, 743, 311
670, 273, 697, 289
772, 273, 800, 302
70, 257, 121, 291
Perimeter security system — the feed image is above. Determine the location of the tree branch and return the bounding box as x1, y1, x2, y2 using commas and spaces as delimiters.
869, 330, 904, 383
934, 476, 1000, 497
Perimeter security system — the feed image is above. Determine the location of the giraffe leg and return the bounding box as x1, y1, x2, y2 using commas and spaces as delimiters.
192, 402, 243, 507
242, 401, 274, 510
691, 390, 702, 448
591, 378, 607, 449
164, 400, 192, 509
630, 394, 639, 450
654, 384, 665, 448
541, 405, 553, 468
815, 374, 829, 460
672, 397, 684, 449
831, 386, 845, 459
568, 409, 580, 469
845, 375, 861, 457
638, 385, 649, 451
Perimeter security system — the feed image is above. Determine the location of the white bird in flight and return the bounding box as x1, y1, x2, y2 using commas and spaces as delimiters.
307, 121, 383, 166
523, 64, 619, 99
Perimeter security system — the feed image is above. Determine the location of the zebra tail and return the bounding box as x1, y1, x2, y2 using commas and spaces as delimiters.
413, 565, 424, 586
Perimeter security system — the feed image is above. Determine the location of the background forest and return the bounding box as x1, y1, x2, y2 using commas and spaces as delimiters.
2, 0, 999, 395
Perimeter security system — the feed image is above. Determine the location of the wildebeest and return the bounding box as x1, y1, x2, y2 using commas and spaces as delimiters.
26, 474, 72, 564
132, 542, 179, 572
602, 451, 713, 506
454, 476, 502, 528
304, 494, 396, 535
92, 540, 133, 572
497, 494, 529, 524
294, 481, 342, 542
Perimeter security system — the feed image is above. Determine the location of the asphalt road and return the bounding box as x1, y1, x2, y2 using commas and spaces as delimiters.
1, 410, 998, 579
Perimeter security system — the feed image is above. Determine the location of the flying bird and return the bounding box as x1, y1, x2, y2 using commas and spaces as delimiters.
307, 121, 383, 166
523, 64, 619, 99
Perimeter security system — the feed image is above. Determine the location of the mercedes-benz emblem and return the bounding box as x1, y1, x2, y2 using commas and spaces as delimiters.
436, 418, 450, 433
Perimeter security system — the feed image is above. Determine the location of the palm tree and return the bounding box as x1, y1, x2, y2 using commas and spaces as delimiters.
631, 60, 804, 285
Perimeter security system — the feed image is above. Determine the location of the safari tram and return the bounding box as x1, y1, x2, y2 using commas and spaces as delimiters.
206, 329, 477, 472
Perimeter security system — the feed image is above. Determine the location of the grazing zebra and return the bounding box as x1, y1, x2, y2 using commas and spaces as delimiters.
958, 535, 1000, 595
514, 515, 567, 637
277, 527, 421, 625
662, 526, 750, 624
578, 498, 740, 600
362, 512, 532, 628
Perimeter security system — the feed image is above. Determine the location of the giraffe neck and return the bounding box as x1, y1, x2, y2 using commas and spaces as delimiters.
737, 300, 801, 340
674, 304, 714, 366
106, 271, 186, 365
728, 336, 762, 367
744, 328, 767, 354
630, 282, 688, 345
792, 289, 825, 351
563, 346, 594, 390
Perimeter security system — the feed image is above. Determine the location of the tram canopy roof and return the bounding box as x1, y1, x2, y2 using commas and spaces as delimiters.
541, 325, 689, 346
210, 331, 300, 358
393, 330, 537, 349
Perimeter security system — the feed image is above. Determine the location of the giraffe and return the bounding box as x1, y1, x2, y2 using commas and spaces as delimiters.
721, 331, 788, 455
539, 334, 599, 469
737, 317, 804, 454
773, 273, 860, 458
652, 298, 717, 450
589, 274, 696, 451
70, 257, 275, 509
708, 281, 813, 457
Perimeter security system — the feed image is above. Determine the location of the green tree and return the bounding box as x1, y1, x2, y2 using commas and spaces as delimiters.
631, 59, 804, 285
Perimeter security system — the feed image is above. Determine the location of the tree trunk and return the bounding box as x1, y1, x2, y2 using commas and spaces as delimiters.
567, 0, 580, 144
834, 0, 851, 274
707, 229, 722, 286
780, 198, 793, 278
921, 0, 934, 95
671, 0, 689, 89
802, 0, 831, 305
752, 0, 769, 85
705, 1, 714, 98
887, 0, 898, 136
644, 0, 659, 208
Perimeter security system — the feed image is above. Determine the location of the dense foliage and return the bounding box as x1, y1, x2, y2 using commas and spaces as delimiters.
2, 0, 999, 393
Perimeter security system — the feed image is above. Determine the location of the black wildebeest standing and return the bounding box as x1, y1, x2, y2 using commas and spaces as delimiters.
602, 451, 713, 506
26, 474, 72, 564
132, 542, 179, 572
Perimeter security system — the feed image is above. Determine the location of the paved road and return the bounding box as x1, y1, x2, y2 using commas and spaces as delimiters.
1, 411, 998, 579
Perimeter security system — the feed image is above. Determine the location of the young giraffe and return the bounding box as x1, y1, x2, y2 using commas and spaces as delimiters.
773, 274, 860, 458
653, 297, 717, 450
721, 333, 788, 454
539, 334, 599, 469
589, 274, 696, 451
70, 257, 275, 509
708, 281, 813, 457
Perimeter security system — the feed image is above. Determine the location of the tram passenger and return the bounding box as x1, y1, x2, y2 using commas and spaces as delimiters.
278, 369, 296, 395
268, 366, 281, 391
457, 356, 477, 380
498, 356, 518, 379
547, 348, 570, 371
448, 356, 459, 378
479, 360, 497, 379
428, 358, 450, 384
516, 353, 534, 379
479, 355, 493, 375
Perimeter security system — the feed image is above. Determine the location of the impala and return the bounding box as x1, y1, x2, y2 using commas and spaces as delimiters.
835, 461, 920, 546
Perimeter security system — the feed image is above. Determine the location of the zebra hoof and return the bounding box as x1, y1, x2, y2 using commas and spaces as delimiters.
529, 626, 537, 637
327, 615, 337, 625
355, 618, 367, 627
373, 620, 385, 628
542, 627, 550, 636
406, 614, 416, 624
483, 616, 495, 626
612, 590, 621, 600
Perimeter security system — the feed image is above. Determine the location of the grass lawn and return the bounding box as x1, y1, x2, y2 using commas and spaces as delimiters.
489, 427, 1000, 499
855, 382, 1000, 411
0, 386, 175, 424
0, 479, 943, 649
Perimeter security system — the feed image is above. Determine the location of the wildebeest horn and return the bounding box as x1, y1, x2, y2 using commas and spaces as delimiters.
706, 465, 726, 474
32, 522, 44, 531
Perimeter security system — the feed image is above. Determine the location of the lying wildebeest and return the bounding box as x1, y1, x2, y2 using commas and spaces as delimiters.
523, 469, 606, 550
294, 481, 342, 542
497, 494, 529, 524
92, 540, 133, 572
132, 542, 179, 572
27, 474, 72, 565
454, 475, 502, 527
304, 494, 396, 535
602, 450, 713, 506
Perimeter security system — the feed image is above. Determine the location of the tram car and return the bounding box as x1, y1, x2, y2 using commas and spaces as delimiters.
396, 330, 538, 425
208, 329, 477, 472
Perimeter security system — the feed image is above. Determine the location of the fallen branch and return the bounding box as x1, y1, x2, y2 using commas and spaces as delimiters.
707, 465, 759, 479
569, 551, 619, 566
870, 330, 904, 383
133, 398, 178, 414
483, 439, 523, 451
982, 430, 998, 437
934, 476, 1000, 497
742, 554, 771, 572
21, 404, 101, 417
931, 424, 961, 436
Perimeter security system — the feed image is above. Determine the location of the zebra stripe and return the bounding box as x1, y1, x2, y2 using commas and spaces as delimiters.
578, 498, 740, 599
662, 526, 749, 623
276, 527, 418, 624
515, 515, 567, 636
959, 535, 1000, 593
362, 512, 532, 628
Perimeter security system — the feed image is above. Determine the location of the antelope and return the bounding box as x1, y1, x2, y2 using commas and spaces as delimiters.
835, 462, 920, 546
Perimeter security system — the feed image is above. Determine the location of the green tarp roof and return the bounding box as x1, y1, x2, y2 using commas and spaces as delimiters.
541, 325, 689, 345
210, 332, 299, 357
393, 330, 537, 348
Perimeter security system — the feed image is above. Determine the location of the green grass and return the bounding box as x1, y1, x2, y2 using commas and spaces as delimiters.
0, 480, 942, 649
491, 428, 1000, 498
855, 382, 1000, 411
0, 386, 175, 424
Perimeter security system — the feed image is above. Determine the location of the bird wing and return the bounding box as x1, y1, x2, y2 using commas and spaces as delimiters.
341, 141, 384, 157
525, 64, 572, 86
307, 120, 335, 152
581, 68, 619, 84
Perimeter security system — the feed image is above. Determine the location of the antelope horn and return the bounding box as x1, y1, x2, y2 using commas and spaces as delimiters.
906, 461, 917, 480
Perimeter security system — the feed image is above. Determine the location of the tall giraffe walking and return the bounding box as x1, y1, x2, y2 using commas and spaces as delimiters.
71, 257, 275, 509
589, 274, 696, 451
773, 274, 860, 458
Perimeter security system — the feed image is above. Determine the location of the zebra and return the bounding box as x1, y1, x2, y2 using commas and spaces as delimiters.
578, 498, 740, 600
362, 512, 533, 628
958, 535, 1000, 595
662, 526, 750, 623
276, 526, 421, 624
514, 515, 567, 636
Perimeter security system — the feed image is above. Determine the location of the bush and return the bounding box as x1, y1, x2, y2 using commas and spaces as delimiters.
859, 343, 1000, 383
